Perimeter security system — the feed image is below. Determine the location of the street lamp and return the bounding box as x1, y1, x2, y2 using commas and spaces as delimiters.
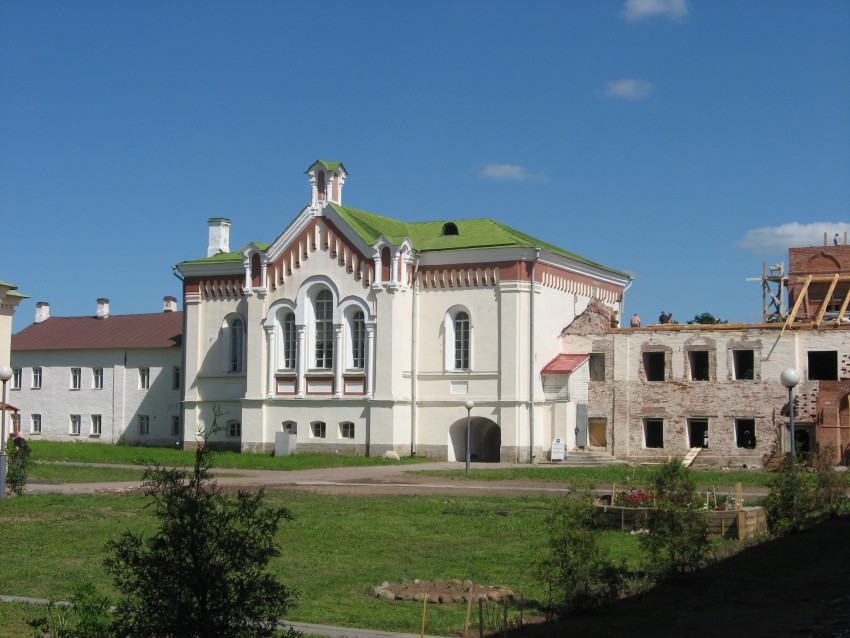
464, 400, 474, 474
780, 368, 800, 458
0, 365, 12, 499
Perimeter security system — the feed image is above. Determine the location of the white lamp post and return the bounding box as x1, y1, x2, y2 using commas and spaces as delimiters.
464, 400, 475, 474
0, 365, 13, 499
780, 368, 800, 458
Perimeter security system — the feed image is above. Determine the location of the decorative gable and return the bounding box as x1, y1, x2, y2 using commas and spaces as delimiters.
306, 160, 348, 207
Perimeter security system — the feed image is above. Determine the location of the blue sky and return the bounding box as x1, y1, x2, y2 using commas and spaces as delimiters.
2, 0, 849, 331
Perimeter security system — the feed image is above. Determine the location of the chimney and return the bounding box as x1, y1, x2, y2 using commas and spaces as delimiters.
163, 296, 178, 312
96, 298, 110, 319
35, 302, 50, 324
208, 218, 231, 257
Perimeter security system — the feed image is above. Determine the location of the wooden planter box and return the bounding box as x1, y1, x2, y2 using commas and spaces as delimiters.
594, 504, 767, 540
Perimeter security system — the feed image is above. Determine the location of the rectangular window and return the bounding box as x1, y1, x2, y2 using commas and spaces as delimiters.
31, 414, 41, 434
688, 351, 710, 381
688, 419, 708, 448
735, 419, 757, 449
351, 313, 366, 369
70, 367, 82, 390
589, 353, 606, 382
172, 367, 181, 390
228, 421, 241, 438
454, 312, 470, 371
139, 368, 150, 390
32, 367, 42, 389
315, 292, 334, 369
11, 368, 21, 390
70, 415, 81, 436
340, 422, 355, 439
643, 352, 665, 381
171, 416, 181, 437
311, 421, 326, 439
139, 415, 150, 436
808, 351, 838, 380
644, 419, 664, 448
93, 368, 104, 390
282, 314, 296, 369
732, 350, 754, 380
91, 415, 102, 436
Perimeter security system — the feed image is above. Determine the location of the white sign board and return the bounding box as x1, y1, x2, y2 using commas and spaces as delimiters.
551, 437, 565, 461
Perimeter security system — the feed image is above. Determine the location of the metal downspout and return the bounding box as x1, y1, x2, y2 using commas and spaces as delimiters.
411, 256, 420, 455
529, 248, 540, 463
172, 266, 187, 447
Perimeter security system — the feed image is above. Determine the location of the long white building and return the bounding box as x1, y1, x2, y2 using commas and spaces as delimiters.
176, 161, 631, 461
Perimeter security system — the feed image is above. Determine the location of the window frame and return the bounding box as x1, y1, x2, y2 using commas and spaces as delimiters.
32, 367, 42, 389
227, 421, 241, 438
171, 415, 181, 437
139, 415, 150, 436
313, 290, 334, 370
91, 414, 102, 436
93, 368, 104, 390
70, 367, 82, 390
445, 307, 472, 372
339, 421, 355, 439
11, 368, 21, 390
349, 310, 366, 370
172, 367, 181, 390
311, 421, 327, 439
228, 316, 245, 373
70, 414, 81, 436
139, 367, 150, 390
31, 414, 41, 434
281, 312, 296, 370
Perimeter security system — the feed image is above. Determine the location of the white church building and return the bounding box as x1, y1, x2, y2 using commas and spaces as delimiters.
176, 161, 631, 462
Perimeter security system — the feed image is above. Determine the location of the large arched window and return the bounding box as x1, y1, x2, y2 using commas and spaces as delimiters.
350, 310, 365, 369
281, 312, 296, 370
314, 289, 334, 369
453, 311, 470, 370
226, 316, 245, 373
445, 307, 471, 371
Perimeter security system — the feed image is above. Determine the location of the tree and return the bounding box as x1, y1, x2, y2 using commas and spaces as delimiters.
640, 460, 709, 576
539, 491, 621, 616
687, 313, 728, 325
104, 411, 298, 638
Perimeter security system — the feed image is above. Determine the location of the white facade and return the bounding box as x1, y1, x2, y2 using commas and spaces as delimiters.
178, 162, 631, 461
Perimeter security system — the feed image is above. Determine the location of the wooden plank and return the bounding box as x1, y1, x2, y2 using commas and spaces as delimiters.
784, 275, 811, 330
836, 284, 850, 326
682, 447, 702, 467
814, 274, 840, 327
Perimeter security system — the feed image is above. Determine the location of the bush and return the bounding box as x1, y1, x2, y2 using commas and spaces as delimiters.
6, 436, 32, 495
104, 418, 298, 638
763, 455, 816, 535
813, 446, 850, 518
640, 460, 709, 575
539, 491, 621, 616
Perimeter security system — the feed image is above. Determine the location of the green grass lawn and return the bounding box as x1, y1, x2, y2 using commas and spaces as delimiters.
28, 464, 146, 484
422, 465, 778, 489
25, 440, 431, 470
0, 490, 647, 637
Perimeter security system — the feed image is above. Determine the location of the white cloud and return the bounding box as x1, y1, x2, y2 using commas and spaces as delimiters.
603, 79, 654, 101
621, 0, 689, 22
738, 221, 850, 255
477, 164, 544, 181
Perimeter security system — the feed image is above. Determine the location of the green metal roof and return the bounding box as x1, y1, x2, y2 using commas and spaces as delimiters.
316, 160, 343, 172
179, 204, 625, 278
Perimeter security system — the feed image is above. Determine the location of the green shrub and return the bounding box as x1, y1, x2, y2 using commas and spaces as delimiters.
539, 491, 621, 616
813, 446, 850, 518
763, 455, 816, 535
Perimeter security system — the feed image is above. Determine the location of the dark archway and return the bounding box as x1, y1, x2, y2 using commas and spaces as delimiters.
448, 417, 501, 462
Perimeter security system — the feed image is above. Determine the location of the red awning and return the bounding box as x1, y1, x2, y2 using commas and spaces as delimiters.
541, 354, 589, 375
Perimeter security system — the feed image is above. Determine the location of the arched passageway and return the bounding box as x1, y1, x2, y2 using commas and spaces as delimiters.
448, 417, 501, 462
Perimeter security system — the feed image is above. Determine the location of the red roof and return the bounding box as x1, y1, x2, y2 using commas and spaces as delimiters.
12, 312, 183, 351
541, 354, 589, 375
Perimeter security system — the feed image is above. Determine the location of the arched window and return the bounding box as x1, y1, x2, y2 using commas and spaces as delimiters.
350, 310, 366, 369
227, 316, 245, 373
281, 312, 296, 370
442, 222, 459, 236
314, 289, 333, 369
317, 171, 326, 200
453, 311, 470, 370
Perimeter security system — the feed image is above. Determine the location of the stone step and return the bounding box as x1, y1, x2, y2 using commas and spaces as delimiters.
543, 450, 626, 466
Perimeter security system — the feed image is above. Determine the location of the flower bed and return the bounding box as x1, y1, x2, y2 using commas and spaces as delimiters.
594, 503, 767, 540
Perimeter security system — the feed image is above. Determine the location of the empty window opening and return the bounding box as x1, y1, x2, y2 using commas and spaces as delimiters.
808, 351, 838, 380
688, 420, 709, 448
589, 353, 606, 382
643, 352, 665, 381
735, 419, 756, 449
733, 350, 755, 380
588, 418, 608, 447
644, 419, 664, 448
689, 351, 710, 381
441, 222, 459, 236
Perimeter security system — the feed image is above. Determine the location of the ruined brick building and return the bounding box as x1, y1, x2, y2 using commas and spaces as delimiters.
557, 238, 850, 466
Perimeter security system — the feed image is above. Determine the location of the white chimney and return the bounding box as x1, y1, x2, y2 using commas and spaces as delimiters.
35, 302, 50, 324
163, 296, 178, 312
96, 298, 110, 319
208, 218, 231, 257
